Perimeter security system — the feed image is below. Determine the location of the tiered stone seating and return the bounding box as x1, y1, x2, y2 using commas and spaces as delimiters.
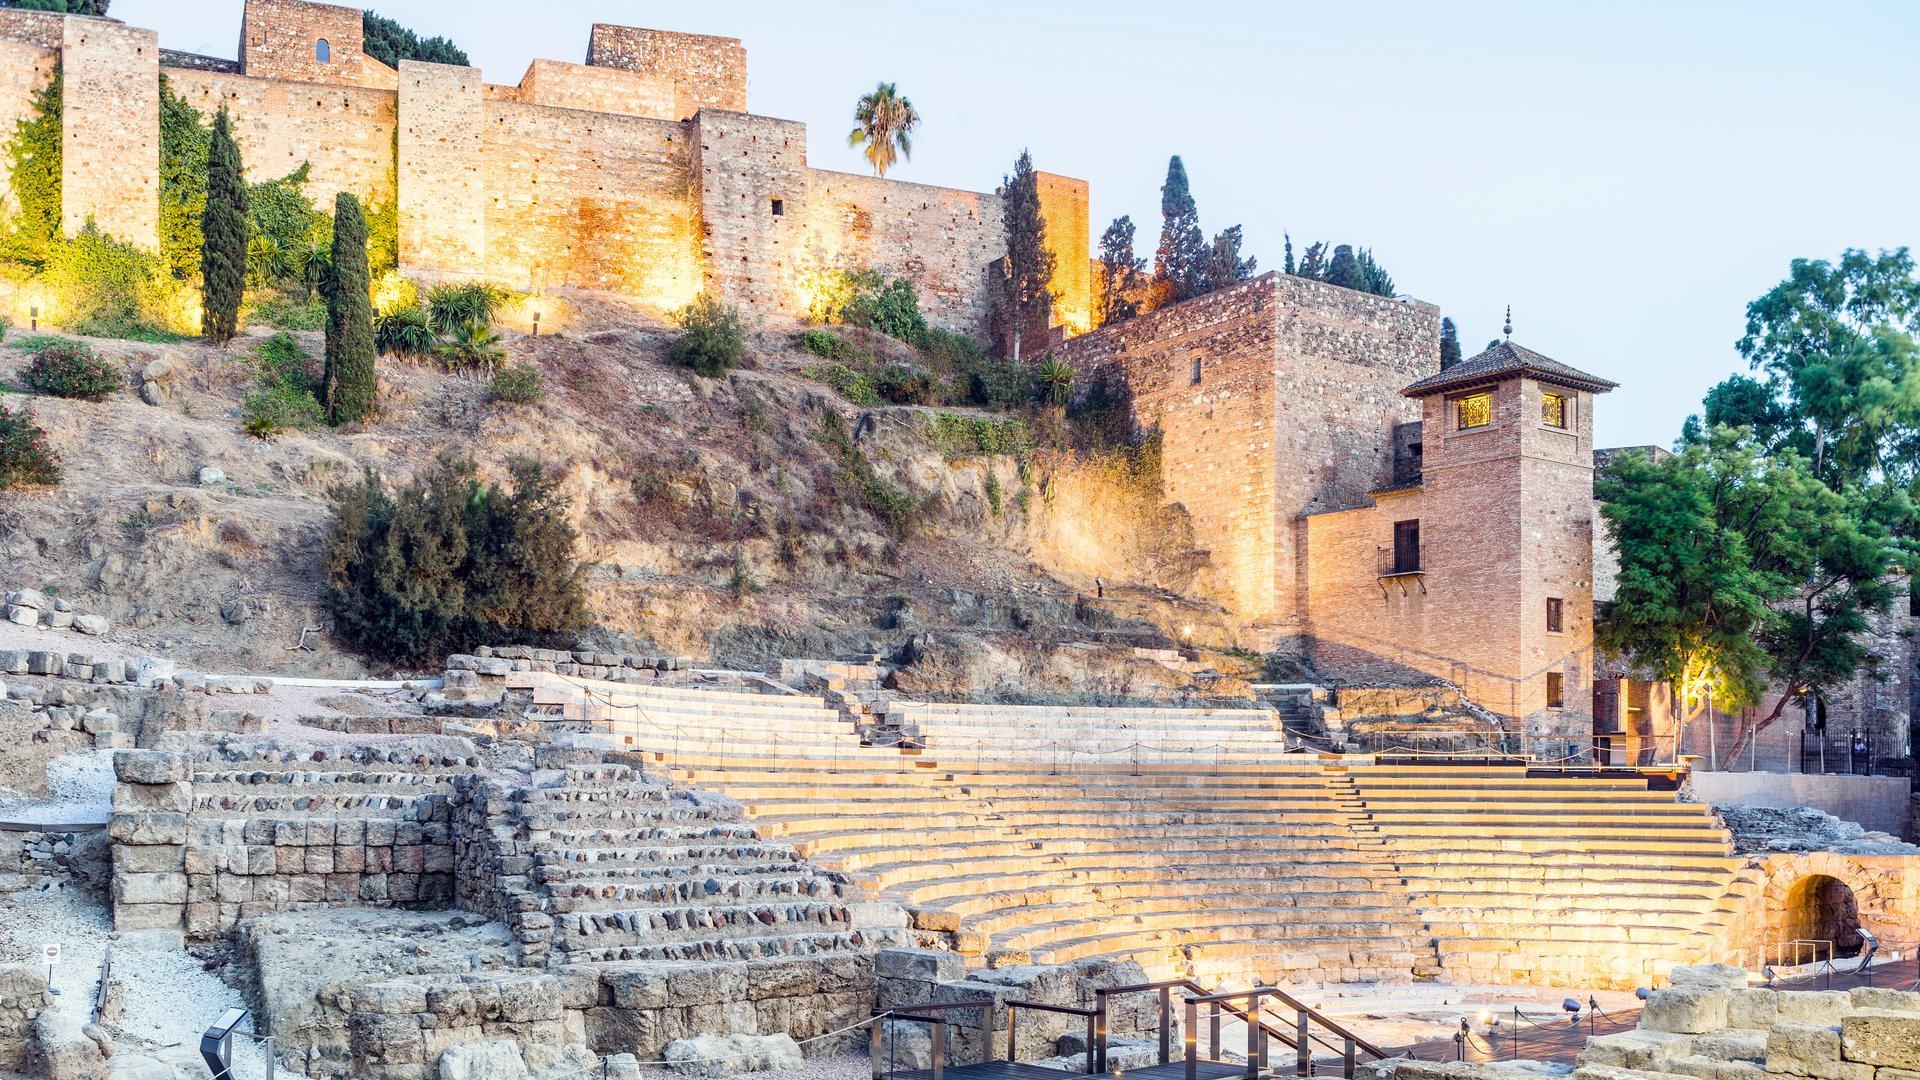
1346, 764, 1748, 989
520, 672, 1750, 990
518, 757, 872, 965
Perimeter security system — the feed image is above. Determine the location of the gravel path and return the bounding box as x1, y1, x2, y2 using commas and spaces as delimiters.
0, 748, 114, 822
0, 883, 271, 1075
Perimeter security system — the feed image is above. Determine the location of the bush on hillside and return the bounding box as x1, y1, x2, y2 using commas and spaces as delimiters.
806, 267, 927, 343
324, 455, 589, 664
425, 282, 513, 334
24, 340, 121, 401
374, 304, 437, 358
489, 362, 545, 404
670, 293, 746, 378
37, 227, 192, 341
0, 406, 58, 489
875, 362, 936, 405
241, 332, 323, 437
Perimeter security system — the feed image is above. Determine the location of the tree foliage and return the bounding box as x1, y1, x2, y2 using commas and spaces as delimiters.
361, 10, 469, 69
1151, 156, 1205, 307
1199, 224, 1257, 295
1439, 317, 1462, 369
670, 293, 746, 377
324, 455, 588, 665
322, 192, 376, 424
1, 0, 111, 14
158, 74, 210, 280
1096, 215, 1144, 327
200, 106, 248, 343
997, 149, 1054, 362
0, 69, 60, 265
846, 82, 920, 178
1293, 241, 1395, 296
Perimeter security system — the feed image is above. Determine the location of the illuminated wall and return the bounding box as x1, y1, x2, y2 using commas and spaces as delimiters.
166, 69, 395, 200
1036, 172, 1091, 334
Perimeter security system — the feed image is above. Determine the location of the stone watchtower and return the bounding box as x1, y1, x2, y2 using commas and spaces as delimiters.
1397, 340, 1617, 746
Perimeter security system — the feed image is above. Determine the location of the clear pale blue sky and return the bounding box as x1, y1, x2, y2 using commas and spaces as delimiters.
117, 0, 1920, 448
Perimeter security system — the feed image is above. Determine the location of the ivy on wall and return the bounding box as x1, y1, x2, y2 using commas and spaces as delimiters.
364, 124, 398, 274
157, 73, 210, 280
1, 68, 61, 265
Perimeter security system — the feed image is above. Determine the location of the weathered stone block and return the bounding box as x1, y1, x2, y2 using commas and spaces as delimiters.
1672, 964, 1752, 991
107, 813, 187, 846
1850, 990, 1920, 1016
1729, 991, 1779, 1031
1780, 993, 1855, 1026
1643, 988, 1730, 1035
1842, 1011, 1920, 1070
113, 872, 187, 905
113, 751, 186, 785
1769, 1022, 1873, 1080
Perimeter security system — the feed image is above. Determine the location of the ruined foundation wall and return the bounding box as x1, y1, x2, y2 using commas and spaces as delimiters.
803, 168, 1004, 334
60, 17, 160, 250
480, 102, 699, 304
164, 68, 395, 201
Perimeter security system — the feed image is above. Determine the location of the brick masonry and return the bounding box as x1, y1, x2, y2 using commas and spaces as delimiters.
60, 16, 159, 250
166, 68, 394, 200
238, 0, 396, 90
585, 23, 746, 119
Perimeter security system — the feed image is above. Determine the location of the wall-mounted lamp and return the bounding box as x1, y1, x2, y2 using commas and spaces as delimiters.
30, 306, 38, 332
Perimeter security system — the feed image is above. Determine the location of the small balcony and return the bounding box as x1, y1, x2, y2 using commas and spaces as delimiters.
1376, 545, 1425, 595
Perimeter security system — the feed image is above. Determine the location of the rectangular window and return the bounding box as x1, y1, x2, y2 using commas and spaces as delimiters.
1190, 357, 1203, 386
1392, 520, 1420, 574
1455, 392, 1492, 430
1542, 392, 1567, 428
1546, 597, 1563, 633
770, 198, 784, 216
1546, 671, 1565, 709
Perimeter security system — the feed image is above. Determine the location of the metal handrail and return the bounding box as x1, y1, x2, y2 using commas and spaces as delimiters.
870, 1000, 995, 1080
1007, 1001, 1097, 1075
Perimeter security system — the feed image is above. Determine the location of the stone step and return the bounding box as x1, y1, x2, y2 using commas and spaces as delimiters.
746, 804, 1358, 828
1000, 908, 1423, 951
1028, 926, 1418, 968
544, 873, 852, 912
538, 847, 805, 873
509, 671, 833, 710
896, 703, 1277, 722
552, 930, 869, 966
551, 900, 850, 947
812, 833, 1381, 874
869, 850, 1396, 896
543, 823, 766, 846
903, 868, 1405, 915
967, 894, 1419, 940
783, 822, 1388, 854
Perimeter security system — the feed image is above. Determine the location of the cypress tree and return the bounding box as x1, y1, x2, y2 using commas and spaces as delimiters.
1095, 215, 1144, 327
1325, 244, 1365, 291
199, 106, 247, 344
1152, 156, 1205, 305
1439, 317, 1462, 369
323, 192, 377, 424
997, 149, 1054, 363
1283, 232, 1295, 276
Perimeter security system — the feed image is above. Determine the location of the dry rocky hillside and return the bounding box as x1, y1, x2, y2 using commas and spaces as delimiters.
0, 293, 1250, 699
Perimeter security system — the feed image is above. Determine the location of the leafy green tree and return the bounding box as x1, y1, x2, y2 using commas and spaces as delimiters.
1198, 225, 1257, 294
2, 0, 111, 12
997, 149, 1054, 363
322, 192, 376, 424
200, 106, 248, 344
157, 75, 210, 280
1325, 244, 1364, 291
1439, 317, 1461, 369
1294, 241, 1326, 280
361, 10, 469, 69
1151, 155, 1205, 306
0, 69, 60, 264
846, 82, 920, 178
1734, 249, 1920, 486
1095, 215, 1144, 327
323, 455, 588, 664
1357, 248, 1395, 296
670, 293, 746, 377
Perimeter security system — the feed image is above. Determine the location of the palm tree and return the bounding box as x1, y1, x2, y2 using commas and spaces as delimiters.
847, 83, 920, 178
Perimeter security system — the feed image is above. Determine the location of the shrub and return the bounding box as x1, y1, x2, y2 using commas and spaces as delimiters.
0, 406, 58, 488
374, 304, 436, 358
917, 326, 986, 373
1034, 355, 1076, 406
253, 332, 317, 395
960, 356, 1030, 411
324, 455, 590, 664
806, 363, 878, 406
24, 340, 121, 401
489, 362, 545, 404
246, 163, 332, 289
818, 409, 923, 539
246, 290, 328, 331
435, 320, 506, 372
799, 328, 851, 360
425, 282, 512, 334
242, 383, 324, 438
929, 413, 1033, 457
670, 293, 746, 378
842, 276, 927, 343
875, 362, 936, 405
38, 226, 192, 341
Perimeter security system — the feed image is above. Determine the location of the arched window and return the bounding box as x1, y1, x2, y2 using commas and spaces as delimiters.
316, 38, 331, 63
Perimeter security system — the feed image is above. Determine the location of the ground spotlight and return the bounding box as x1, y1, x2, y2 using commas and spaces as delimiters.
1636, 988, 1650, 1001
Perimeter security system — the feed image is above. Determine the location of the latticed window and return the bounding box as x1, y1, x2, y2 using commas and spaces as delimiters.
1542, 392, 1567, 428
1546, 671, 1565, 709
1546, 597, 1563, 633
1455, 392, 1491, 429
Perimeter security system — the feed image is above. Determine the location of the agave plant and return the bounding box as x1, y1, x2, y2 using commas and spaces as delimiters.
1034, 355, 1076, 406
426, 282, 512, 335
435, 319, 507, 372
375, 304, 437, 358
292, 241, 332, 299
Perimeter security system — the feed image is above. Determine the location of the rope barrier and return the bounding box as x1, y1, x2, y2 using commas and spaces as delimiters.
480, 1010, 897, 1080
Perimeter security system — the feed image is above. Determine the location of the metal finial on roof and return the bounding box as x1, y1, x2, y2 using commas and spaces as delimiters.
1503, 305, 1513, 341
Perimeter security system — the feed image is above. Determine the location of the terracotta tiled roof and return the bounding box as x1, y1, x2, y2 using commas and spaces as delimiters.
1402, 340, 1618, 397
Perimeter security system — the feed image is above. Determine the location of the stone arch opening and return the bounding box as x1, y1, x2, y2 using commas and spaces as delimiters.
1782, 874, 1863, 958
316, 38, 331, 64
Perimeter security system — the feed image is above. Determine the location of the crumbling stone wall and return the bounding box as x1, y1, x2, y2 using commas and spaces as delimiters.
164, 68, 395, 202
0, 966, 51, 1074
585, 24, 746, 119
61, 16, 160, 250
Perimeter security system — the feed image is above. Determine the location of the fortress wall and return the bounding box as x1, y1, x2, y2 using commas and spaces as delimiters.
586, 24, 746, 119
692, 110, 808, 313
803, 168, 1003, 334
61, 17, 159, 250
479, 102, 700, 306
514, 58, 678, 121
1036, 172, 1091, 333
0, 41, 55, 202
1058, 278, 1282, 621
0, 8, 63, 49
239, 0, 396, 90
397, 59, 486, 280
166, 69, 395, 200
